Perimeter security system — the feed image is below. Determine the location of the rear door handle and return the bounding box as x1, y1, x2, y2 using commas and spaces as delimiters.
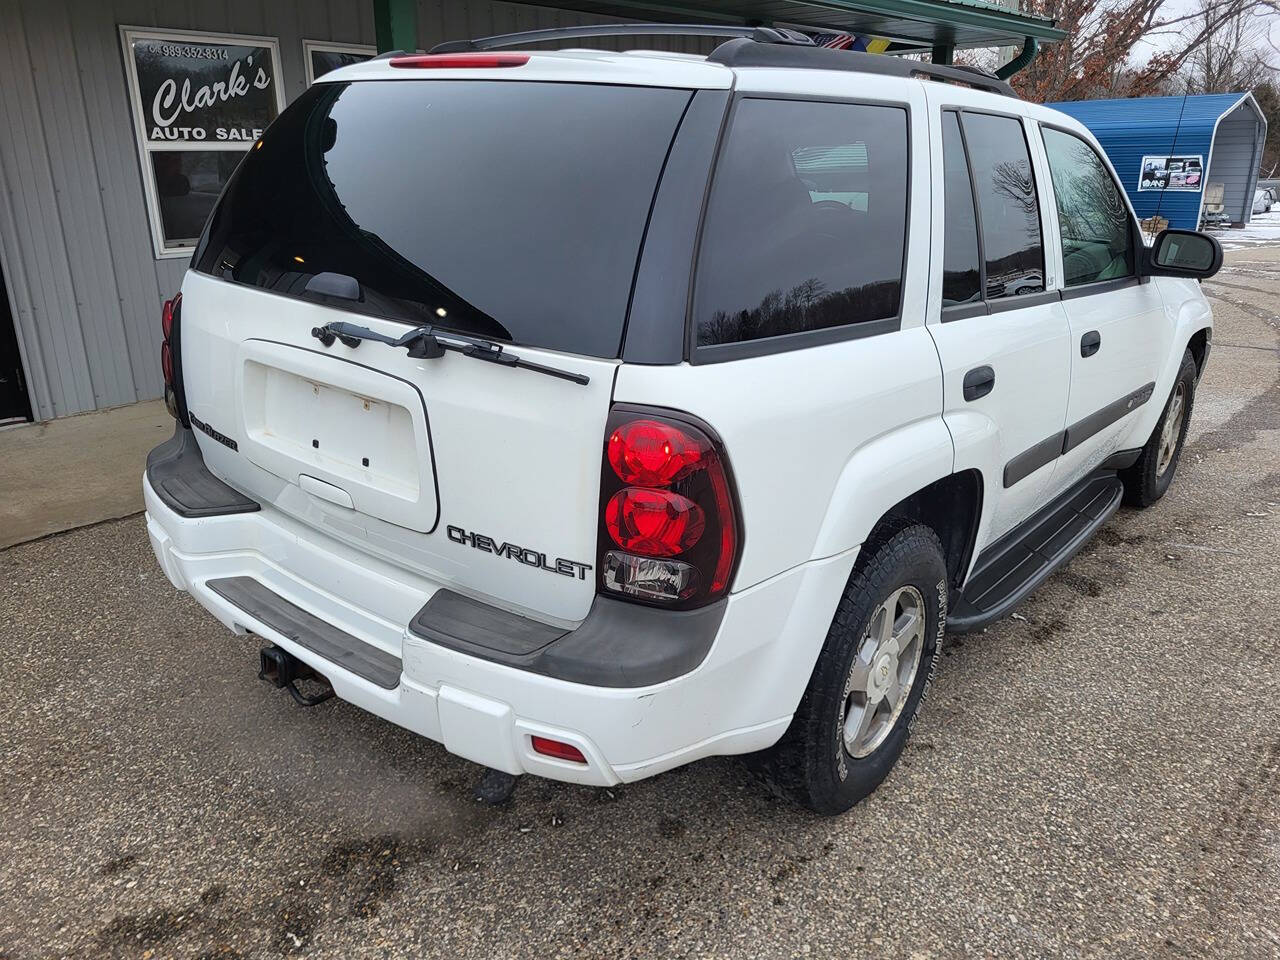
1080, 330, 1101, 357
963, 365, 995, 402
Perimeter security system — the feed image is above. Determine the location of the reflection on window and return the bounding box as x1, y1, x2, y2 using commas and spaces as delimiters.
195, 81, 690, 358
961, 112, 1045, 300
1041, 127, 1135, 286
695, 98, 908, 347
150, 151, 241, 246
941, 112, 981, 306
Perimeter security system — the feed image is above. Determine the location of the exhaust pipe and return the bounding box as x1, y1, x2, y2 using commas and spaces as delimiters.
258, 645, 334, 706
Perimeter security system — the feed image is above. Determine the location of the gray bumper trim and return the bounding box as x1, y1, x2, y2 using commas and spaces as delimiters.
146, 426, 258, 518
409, 591, 726, 688
208, 576, 402, 690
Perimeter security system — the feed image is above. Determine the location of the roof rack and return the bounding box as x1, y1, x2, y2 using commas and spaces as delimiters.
430, 23, 814, 53
426, 23, 1017, 99
707, 38, 1018, 98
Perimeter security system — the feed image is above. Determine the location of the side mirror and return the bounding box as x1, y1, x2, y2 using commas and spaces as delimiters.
1146, 229, 1223, 280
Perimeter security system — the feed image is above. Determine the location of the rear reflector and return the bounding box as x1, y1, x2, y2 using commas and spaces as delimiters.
389, 53, 530, 69
530, 736, 587, 764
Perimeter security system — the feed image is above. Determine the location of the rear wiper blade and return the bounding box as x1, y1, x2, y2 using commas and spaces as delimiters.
310, 321, 590, 386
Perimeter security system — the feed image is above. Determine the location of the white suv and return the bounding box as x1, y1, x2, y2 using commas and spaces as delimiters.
144, 26, 1220, 814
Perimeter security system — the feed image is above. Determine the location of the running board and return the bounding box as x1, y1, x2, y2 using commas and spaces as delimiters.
207, 576, 402, 689
948, 473, 1124, 633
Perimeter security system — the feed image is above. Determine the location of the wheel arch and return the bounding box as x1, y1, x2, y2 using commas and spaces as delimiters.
1187, 326, 1211, 379
862, 469, 984, 592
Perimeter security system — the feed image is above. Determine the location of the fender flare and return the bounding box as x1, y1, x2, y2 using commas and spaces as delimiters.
810, 417, 955, 560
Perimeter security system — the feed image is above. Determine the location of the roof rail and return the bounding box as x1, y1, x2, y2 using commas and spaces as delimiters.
707, 38, 1019, 99
429, 23, 814, 53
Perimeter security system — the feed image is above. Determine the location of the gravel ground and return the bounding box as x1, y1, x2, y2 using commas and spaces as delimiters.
2, 249, 1278, 960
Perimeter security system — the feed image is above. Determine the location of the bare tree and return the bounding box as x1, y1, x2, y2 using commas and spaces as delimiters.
1182, 0, 1277, 92
1007, 0, 1280, 102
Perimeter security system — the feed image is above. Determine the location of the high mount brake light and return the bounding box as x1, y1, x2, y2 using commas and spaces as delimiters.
598, 406, 740, 608
388, 53, 530, 69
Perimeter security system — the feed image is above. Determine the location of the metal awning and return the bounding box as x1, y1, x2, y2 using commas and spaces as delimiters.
513, 0, 1065, 53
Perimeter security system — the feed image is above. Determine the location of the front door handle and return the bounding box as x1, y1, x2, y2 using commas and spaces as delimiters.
1080, 330, 1101, 357
963, 365, 996, 402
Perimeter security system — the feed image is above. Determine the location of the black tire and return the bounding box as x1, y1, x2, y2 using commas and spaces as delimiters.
1121, 349, 1197, 508
749, 524, 947, 815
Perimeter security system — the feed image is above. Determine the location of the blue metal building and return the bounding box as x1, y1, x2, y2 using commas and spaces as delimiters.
1049, 93, 1268, 231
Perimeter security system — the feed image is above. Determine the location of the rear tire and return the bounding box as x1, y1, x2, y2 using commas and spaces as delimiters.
750, 524, 947, 815
1121, 349, 1197, 508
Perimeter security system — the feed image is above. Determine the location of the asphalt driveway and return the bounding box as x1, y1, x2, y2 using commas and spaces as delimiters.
1, 248, 1278, 960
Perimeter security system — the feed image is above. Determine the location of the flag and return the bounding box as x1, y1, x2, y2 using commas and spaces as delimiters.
810, 32, 892, 54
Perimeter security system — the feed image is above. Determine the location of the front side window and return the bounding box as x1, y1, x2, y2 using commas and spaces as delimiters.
960, 112, 1045, 300
1041, 127, 1136, 287
694, 98, 909, 348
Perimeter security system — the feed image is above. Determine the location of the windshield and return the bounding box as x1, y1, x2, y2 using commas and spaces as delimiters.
194, 80, 692, 358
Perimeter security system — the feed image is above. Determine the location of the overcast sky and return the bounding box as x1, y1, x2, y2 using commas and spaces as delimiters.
1133, 0, 1280, 60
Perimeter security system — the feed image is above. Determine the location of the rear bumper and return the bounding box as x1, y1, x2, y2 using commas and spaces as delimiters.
144, 473, 857, 786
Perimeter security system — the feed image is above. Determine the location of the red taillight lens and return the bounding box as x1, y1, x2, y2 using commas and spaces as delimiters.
530, 736, 587, 764
160, 292, 185, 423
608, 419, 704, 486
161, 297, 176, 340
389, 53, 530, 69
605, 488, 705, 557
598, 406, 740, 608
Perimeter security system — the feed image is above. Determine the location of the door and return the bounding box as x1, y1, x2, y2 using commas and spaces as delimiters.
1037, 124, 1170, 491
925, 103, 1073, 546
0, 263, 33, 425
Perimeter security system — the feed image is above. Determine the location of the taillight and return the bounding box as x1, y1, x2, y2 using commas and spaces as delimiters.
161, 298, 176, 340
388, 53, 530, 69
160, 292, 187, 424
598, 406, 740, 608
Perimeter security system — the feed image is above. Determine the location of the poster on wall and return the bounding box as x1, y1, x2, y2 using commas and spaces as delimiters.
303, 40, 376, 85
120, 27, 286, 259
1137, 154, 1205, 192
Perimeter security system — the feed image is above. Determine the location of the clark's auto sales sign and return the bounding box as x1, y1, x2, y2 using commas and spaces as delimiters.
130, 36, 280, 143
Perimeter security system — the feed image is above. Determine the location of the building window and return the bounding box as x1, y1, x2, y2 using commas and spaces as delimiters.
120, 27, 286, 259
303, 41, 376, 85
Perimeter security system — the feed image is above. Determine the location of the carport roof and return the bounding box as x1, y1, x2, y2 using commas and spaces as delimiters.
519, 0, 1066, 53
1049, 92, 1264, 132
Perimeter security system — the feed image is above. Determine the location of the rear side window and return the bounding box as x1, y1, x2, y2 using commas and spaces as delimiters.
1040, 127, 1136, 286
194, 80, 692, 358
941, 111, 982, 306
694, 98, 909, 348
960, 112, 1045, 300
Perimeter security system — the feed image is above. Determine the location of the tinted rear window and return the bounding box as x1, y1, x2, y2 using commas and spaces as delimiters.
194, 80, 692, 358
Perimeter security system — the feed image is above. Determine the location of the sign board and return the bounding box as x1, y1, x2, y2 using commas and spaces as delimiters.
303, 40, 376, 85
1137, 154, 1204, 192
121, 27, 286, 258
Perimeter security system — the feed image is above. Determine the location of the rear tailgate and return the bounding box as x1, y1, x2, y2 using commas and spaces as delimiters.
178, 76, 697, 624
181, 272, 614, 623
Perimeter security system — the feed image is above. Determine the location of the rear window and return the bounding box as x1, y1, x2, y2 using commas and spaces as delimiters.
194, 80, 693, 358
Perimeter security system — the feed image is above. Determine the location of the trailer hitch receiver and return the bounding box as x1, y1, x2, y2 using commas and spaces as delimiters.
258, 645, 335, 707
